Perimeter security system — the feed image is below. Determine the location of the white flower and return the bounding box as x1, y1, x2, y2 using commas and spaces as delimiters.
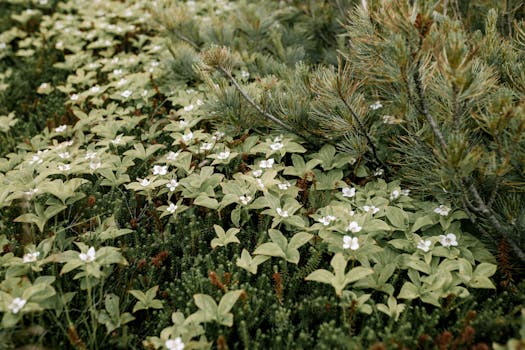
343, 235, 359, 250
90, 85, 101, 93
256, 178, 265, 190
179, 120, 188, 128
85, 151, 97, 160
239, 195, 252, 205
276, 208, 289, 218
417, 239, 432, 252
259, 159, 274, 169
142, 90, 149, 97
111, 135, 123, 145
348, 209, 355, 216
0, 42, 6, 50
139, 178, 151, 187
58, 152, 70, 159
58, 164, 71, 172
390, 190, 400, 200
182, 132, 193, 143
434, 205, 451, 216
184, 104, 194, 112
70, 94, 79, 101
200, 143, 213, 151
363, 205, 379, 214
212, 131, 225, 141
382, 115, 397, 124
270, 142, 284, 151
278, 182, 291, 190
346, 221, 362, 233
370, 101, 383, 110
439, 233, 458, 247
8, 298, 27, 314
401, 189, 410, 196
55, 125, 67, 133
79, 247, 96, 263
121, 90, 132, 99
196, 99, 204, 106
152, 165, 168, 175
241, 70, 250, 79
217, 150, 230, 160
30, 154, 43, 165
24, 188, 39, 198
116, 78, 128, 87
317, 215, 336, 226
166, 202, 177, 213
90, 161, 102, 170
166, 151, 179, 161
342, 187, 356, 198
252, 169, 262, 178
23, 251, 40, 263
374, 168, 384, 176
166, 179, 179, 192
113, 69, 123, 75
165, 337, 184, 350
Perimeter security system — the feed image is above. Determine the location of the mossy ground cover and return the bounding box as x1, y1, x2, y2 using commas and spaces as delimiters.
0, 1, 523, 349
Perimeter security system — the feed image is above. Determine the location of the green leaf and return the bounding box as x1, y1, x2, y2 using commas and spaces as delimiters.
211, 225, 240, 249
236, 249, 270, 274
217, 290, 244, 316
411, 215, 435, 233
288, 232, 312, 251
385, 206, 408, 228
398, 282, 420, 300
193, 294, 217, 321
194, 195, 219, 209
305, 269, 334, 285
253, 242, 285, 259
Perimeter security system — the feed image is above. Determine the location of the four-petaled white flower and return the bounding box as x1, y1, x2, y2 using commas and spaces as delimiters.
70, 94, 79, 101
318, 215, 336, 226
55, 125, 67, 133
165, 337, 185, 350
241, 70, 250, 79
85, 151, 97, 160
346, 221, 362, 233
434, 205, 451, 216
417, 239, 431, 252
252, 169, 262, 178
24, 188, 39, 198
182, 132, 193, 143
179, 120, 188, 128
217, 150, 230, 160
23, 251, 40, 263
8, 298, 27, 314
342, 187, 356, 198
374, 168, 384, 176
343, 236, 359, 250
212, 131, 225, 141
278, 182, 291, 190
200, 143, 213, 151
363, 205, 379, 215
79, 247, 96, 263
390, 190, 400, 200
58, 164, 71, 172
0, 42, 6, 50
166, 151, 179, 161
166, 202, 177, 213
166, 179, 179, 192
439, 233, 458, 247
259, 159, 274, 169
113, 69, 123, 75
58, 152, 70, 159
139, 178, 151, 187
90, 86, 100, 93
196, 99, 204, 106
116, 78, 127, 87
256, 179, 265, 189
30, 154, 43, 165
270, 142, 284, 151
370, 101, 383, 110
152, 165, 168, 175
401, 189, 410, 196
90, 161, 102, 170
120, 90, 132, 99
111, 135, 123, 145
276, 208, 289, 218
184, 104, 194, 112
239, 195, 252, 205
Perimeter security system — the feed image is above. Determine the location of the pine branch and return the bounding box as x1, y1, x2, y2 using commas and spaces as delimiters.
216, 65, 318, 144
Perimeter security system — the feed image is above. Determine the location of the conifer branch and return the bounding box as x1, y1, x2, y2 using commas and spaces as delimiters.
216, 65, 315, 143
334, 66, 385, 169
